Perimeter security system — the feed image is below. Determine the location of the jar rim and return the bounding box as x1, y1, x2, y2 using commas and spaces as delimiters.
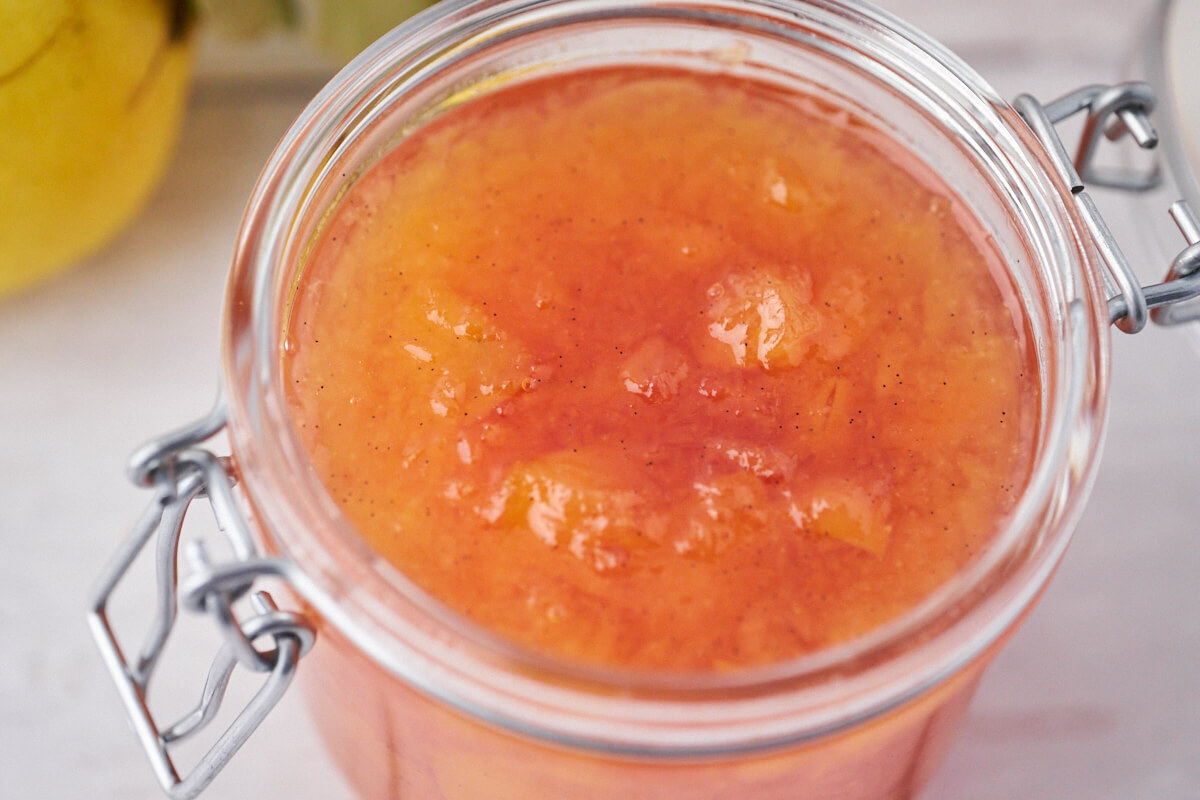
221, 0, 1110, 755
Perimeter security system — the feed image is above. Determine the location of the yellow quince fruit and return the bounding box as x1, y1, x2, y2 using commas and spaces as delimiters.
0, 0, 194, 296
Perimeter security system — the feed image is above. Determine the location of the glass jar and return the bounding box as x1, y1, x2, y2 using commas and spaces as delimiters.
89, 0, 1200, 798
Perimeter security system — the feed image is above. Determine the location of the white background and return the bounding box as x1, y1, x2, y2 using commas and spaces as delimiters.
2, 1, 1196, 798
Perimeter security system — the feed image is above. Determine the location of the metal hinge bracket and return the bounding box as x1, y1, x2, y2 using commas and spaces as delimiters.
87, 392, 316, 800
1014, 82, 1200, 333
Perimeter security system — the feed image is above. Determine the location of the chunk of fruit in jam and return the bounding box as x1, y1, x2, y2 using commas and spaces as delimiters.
702, 270, 820, 370
479, 451, 648, 573
619, 336, 690, 402
671, 471, 770, 559
785, 481, 892, 557
393, 280, 542, 419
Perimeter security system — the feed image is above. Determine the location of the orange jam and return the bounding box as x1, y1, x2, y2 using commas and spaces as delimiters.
283, 67, 1038, 671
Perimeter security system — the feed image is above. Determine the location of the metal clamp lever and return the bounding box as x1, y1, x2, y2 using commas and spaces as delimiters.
1014, 82, 1200, 333
87, 395, 316, 800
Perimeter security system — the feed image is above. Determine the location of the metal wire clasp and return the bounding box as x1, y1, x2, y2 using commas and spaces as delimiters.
87, 391, 316, 800
1014, 82, 1200, 333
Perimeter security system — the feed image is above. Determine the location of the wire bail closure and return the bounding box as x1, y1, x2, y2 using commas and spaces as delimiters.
87, 393, 316, 800
1014, 82, 1200, 333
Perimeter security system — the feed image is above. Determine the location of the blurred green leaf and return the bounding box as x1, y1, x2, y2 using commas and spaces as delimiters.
195, 0, 297, 39
197, 0, 438, 61
309, 0, 437, 61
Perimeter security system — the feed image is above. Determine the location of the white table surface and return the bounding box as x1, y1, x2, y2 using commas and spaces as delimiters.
3, 1, 1196, 798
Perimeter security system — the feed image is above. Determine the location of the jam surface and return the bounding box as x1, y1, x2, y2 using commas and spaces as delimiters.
283, 67, 1038, 671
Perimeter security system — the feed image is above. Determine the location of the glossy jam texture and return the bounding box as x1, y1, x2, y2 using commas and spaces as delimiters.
283, 67, 1038, 671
